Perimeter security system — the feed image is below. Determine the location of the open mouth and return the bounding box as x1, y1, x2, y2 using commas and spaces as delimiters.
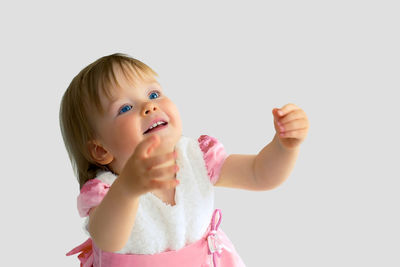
143, 121, 168, 134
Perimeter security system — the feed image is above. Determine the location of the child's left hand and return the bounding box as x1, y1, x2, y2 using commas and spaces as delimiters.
272, 103, 309, 150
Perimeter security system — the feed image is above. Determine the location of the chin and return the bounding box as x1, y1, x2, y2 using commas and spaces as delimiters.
161, 131, 180, 144
151, 130, 181, 151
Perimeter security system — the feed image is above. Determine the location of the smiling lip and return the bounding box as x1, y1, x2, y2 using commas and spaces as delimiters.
143, 118, 168, 134
144, 123, 168, 134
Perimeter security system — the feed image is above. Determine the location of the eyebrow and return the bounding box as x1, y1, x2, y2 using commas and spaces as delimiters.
107, 82, 161, 112
107, 98, 120, 112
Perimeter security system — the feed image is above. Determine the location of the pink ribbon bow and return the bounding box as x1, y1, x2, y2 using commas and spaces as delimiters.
206, 209, 231, 267
66, 238, 94, 267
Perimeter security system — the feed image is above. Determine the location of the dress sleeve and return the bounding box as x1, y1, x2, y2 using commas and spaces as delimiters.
77, 178, 110, 217
198, 135, 229, 185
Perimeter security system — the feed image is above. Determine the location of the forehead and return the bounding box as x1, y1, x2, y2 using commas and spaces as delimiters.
107, 62, 157, 95
100, 62, 159, 103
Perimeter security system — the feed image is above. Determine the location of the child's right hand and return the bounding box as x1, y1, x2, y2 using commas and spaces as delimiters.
119, 135, 179, 197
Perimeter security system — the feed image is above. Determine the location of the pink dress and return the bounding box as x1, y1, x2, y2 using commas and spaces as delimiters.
66, 135, 246, 267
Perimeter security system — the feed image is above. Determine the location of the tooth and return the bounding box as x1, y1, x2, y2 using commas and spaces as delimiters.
147, 121, 166, 132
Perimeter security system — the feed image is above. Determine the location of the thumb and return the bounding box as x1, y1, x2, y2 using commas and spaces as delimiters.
137, 135, 161, 158
272, 108, 280, 120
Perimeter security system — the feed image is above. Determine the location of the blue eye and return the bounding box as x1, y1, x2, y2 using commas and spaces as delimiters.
118, 105, 132, 115
117, 91, 160, 115
149, 91, 160, 99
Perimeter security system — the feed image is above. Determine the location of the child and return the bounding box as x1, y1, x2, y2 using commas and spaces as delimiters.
60, 53, 309, 267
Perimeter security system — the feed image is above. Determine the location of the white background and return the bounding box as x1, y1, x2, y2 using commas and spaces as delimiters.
1, 0, 399, 266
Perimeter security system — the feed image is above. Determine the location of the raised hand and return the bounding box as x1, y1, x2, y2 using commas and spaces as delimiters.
120, 134, 179, 196
272, 103, 309, 150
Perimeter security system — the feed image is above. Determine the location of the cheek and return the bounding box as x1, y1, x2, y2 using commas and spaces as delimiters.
173, 109, 182, 130
165, 101, 181, 126
110, 117, 142, 157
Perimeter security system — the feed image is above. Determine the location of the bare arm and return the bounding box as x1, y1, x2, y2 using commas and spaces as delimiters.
214, 154, 258, 190
87, 135, 179, 253
215, 133, 299, 191
253, 133, 300, 190
215, 104, 307, 191
88, 173, 140, 252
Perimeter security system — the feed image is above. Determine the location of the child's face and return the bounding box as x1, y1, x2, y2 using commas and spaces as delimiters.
88, 67, 182, 175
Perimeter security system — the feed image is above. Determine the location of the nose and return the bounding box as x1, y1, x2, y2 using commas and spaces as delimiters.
141, 101, 158, 116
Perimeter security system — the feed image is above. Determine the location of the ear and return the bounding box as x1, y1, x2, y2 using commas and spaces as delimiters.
87, 140, 114, 165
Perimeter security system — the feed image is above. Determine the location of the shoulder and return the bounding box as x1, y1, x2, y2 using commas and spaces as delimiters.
198, 135, 221, 150
197, 135, 227, 162
77, 170, 117, 217
79, 170, 116, 196
197, 135, 228, 185
94, 170, 118, 185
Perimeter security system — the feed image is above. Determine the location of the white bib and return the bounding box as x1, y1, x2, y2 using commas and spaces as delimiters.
83, 135, 215, 255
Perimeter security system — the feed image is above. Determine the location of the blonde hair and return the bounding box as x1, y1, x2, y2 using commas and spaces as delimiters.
59, 53, 158, 189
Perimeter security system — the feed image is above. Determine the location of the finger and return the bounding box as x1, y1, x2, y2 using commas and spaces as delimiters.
279, 128, 308, 138
275, 103, 299, 117
147, 163, 179, 180
149, 177, 180, 190
136, 135, 161, 159
144, 150, 177, 170
272, 107, 289, 122
277, 109, 306, 125
147, 164, 180, 189
272, 108, 280, 120
278, 119, 308, 133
